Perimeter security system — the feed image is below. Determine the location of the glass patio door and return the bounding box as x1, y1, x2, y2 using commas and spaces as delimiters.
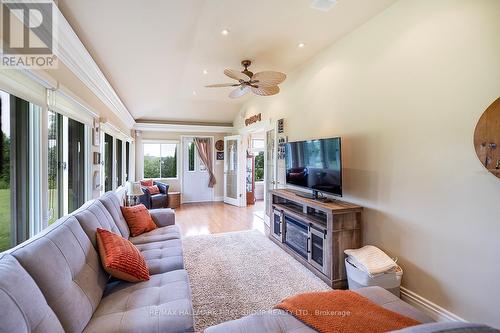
224, 135, 242, 206
265, 128, 277, 218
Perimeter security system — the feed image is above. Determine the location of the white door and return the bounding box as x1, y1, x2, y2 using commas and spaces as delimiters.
182, 137, 213, 203
224, 135, 243, 206
264, 128, 277, 219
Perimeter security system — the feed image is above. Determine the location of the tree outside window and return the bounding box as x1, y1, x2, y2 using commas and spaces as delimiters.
143, 143, 177, 178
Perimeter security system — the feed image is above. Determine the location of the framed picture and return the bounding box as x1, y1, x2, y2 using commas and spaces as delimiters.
93, 170, 101, 190
92, 119, 100, 146
93, 152, 101, 165
216, 152, 224, 160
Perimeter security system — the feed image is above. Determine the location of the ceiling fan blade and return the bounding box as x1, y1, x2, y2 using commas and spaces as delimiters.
252, 71, 287, 87
224, 69, 251, 82
205, 83, 240, 88
251, 86, 280, 96
229, 86, 251, 98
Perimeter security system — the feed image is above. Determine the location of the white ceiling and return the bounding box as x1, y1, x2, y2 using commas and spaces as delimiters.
57, 0, 396, 125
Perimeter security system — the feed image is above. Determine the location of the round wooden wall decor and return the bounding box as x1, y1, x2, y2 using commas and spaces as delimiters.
215, 140, 224, 152
474, 97, 500, 178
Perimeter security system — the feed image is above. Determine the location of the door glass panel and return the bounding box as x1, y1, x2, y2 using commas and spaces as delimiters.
265, 129, 275, 215
188, 141, 195, 171
104, 134, 113, 191
68, 119, 85, 213
226, 139, 238, 200
116, 139, 123, 186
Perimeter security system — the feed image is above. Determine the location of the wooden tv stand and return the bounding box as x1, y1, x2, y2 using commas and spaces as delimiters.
268, 189, 362, 289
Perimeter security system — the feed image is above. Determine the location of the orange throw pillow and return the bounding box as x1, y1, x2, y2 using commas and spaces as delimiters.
96, 228, 150, 282
147, 185, 160, 195
140, 179, 153, 186
120, 204, 157, 236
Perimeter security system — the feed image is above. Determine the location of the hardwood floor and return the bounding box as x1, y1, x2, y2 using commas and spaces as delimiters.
174, 200, 266, 237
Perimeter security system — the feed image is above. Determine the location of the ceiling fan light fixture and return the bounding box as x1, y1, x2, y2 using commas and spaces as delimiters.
310, 0, 338, 12
207, 60, 286, 98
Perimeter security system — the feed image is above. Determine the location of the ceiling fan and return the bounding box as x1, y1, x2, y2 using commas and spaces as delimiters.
205, 60, 286, 98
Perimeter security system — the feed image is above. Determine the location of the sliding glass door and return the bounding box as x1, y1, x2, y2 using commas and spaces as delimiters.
104, 134, 113, 192
47, 112, 87, 222
68, 119, 85, 213
48, 111, 62, 225
0, 90, 42, 251
125, 141, 130, 181
116, 139, 123, 187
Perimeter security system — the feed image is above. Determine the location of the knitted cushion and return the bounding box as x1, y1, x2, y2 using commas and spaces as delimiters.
96, 228, 149, 282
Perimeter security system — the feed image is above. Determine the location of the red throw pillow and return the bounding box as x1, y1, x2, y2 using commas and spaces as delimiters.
120, 204, 157, 236
96, 228, 150, 282
147, 185, 160, 195
140, 179, 153, 187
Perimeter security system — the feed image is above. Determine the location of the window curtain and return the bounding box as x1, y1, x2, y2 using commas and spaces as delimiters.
194, 138, 216, 188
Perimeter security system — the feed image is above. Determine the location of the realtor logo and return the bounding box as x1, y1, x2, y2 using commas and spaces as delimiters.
1, 0, 58, 68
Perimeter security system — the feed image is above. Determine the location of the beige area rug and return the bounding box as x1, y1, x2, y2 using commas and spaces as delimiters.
183, 230, 330, 332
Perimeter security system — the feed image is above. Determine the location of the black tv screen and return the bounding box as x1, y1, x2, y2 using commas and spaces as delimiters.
285, 137, 342, 197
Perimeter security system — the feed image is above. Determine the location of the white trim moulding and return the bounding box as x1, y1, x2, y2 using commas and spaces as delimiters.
400, 287, 467, 323
134, 122, 234, 134
53, 3, 135, 128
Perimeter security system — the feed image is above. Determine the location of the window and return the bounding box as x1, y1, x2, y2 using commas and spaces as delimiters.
104, 134, 113, 191
252, 139, 265, 150
255, 151, 264, 182
47, 112, 87, 221
143, 143, 177, 178
125, 142, 130, 181
0, 90, 42, 251
67, 118, 85, 213
47, 111, 61, 225
116, 139, 123, 187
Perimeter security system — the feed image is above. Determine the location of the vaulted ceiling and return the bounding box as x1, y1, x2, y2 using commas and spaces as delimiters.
57, 0, 397, 125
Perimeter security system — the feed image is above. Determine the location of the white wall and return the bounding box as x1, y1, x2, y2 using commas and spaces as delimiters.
234, 0, 500, 327
136, 131, 229, 200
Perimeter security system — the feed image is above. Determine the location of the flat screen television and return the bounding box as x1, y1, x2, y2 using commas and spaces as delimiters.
285, 137, 342, 198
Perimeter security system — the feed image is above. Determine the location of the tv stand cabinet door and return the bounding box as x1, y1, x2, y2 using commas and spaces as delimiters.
330, 212, 362, 284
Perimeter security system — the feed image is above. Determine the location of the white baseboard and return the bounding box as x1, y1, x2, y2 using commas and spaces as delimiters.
400, 287, 467, 323
214, 196, 224, 202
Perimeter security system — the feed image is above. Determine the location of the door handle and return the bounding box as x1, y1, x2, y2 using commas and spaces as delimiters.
307, 237, 311, 253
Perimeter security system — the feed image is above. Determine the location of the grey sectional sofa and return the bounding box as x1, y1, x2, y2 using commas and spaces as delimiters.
0, 191, 194, 333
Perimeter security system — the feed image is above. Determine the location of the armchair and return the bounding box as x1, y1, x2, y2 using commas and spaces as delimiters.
139, 181, 170, 209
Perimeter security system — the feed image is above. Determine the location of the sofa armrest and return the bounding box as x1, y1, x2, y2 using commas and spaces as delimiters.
150, 208, 176, 227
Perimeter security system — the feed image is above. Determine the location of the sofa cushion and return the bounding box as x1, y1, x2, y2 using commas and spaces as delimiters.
84, 269, 194, 333
96, 228, 150, 282
135, 239, 184, 275
0, 254, 65, 333
129, 225, 182, 245
10, 216, 108, 333
147, 185, 160, 194
150, 208, 176, 227
98, 191, 130, 239
121, 204, 158, 236
155, 181, 169, 194
73, 199, 122, 248
140, 179, 153, 186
